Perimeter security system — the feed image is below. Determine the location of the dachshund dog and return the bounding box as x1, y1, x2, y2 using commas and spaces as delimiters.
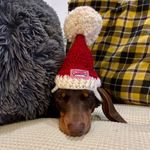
51, 88, 126, 137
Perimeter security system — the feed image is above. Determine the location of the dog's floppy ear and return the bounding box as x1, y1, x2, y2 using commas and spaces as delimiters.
97, 87, 127, 123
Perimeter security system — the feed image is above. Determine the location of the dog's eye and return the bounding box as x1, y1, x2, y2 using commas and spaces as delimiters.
58, 96, 64, 100
58, 93, 66, 101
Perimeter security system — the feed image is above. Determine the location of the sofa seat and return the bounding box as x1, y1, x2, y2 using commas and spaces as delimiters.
0, 104, 149, 150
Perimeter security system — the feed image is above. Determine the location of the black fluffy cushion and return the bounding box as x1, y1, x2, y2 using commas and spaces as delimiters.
0, 0, 65, 124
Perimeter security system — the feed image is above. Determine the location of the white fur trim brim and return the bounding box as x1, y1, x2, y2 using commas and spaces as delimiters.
51, 75, 102, 101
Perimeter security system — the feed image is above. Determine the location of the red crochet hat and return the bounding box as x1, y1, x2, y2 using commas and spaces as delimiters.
52, 6, 103, 101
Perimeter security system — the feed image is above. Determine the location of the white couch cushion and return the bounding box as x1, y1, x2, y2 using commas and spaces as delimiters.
0, 104, 150, 150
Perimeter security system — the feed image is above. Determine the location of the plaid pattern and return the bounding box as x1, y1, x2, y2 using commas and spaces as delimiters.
66, 0, 150, 106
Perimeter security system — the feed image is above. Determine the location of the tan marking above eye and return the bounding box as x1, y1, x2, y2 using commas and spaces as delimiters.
83, 92, 89, 98
62, 93, 66, 98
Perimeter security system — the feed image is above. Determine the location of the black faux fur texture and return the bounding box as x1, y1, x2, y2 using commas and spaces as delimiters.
0, 0, 65, 124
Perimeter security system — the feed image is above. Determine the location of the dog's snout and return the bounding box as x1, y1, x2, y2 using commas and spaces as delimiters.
67, 123, 85, 136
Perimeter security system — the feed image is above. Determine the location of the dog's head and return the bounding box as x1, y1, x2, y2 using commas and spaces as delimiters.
54, 88, 126, 137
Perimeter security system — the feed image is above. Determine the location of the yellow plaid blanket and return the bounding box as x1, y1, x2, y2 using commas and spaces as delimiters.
66, 0, 150, 106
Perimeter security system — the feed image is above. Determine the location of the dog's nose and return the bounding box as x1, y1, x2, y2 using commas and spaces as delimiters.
67, 123, 85, 136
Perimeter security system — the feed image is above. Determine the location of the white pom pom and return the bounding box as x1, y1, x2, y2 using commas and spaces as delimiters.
64, 6, 103, 46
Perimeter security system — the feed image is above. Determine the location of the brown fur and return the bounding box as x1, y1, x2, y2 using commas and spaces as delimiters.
54, 88, 127, 137
54, 89, 100, 136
